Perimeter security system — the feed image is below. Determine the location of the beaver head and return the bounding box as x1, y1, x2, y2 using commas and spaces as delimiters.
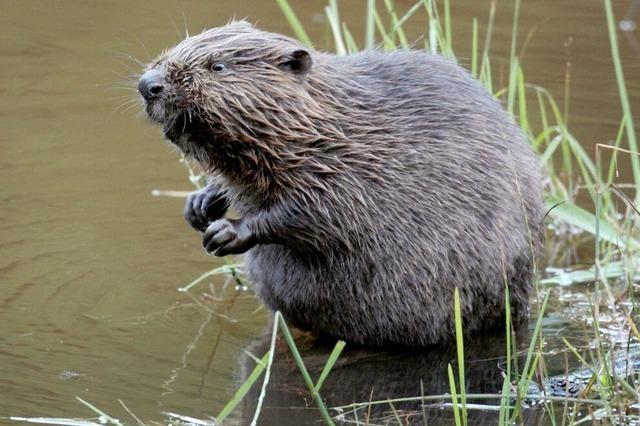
137, 22, 330, 181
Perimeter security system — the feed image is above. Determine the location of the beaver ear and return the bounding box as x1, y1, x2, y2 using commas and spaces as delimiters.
279, 49, 312, 75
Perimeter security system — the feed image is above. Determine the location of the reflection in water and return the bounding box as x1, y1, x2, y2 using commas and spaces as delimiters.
162, 310, 214, 396
196, 287, 244, 400
236, 329, 549, 425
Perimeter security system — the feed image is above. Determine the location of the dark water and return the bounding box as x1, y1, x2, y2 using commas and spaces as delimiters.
1, 0, 640, 424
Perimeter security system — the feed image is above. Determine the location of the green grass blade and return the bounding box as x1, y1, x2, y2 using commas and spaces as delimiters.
276, 0, 313, 47
373, 7, 395, 50
326, 0, 347, 56
502, 256, 513, 426
216, 351, 270, 423
277, 314, 335, 425
383, 0, 408, 48
604, 0, 640, 197
540, 261, 631, 286
8, 417, 104, 426
443, 0, 452, 49
453, 288, 467, 425
389, 0, 424, 41
315, 340, 347, 392
250, 310, 281, 426
481, 55, 493, 93
471, 18, 478, 78
538, 132, 563, 165
498, 378, 511, 425
365, 0, 376, 49
546, 196, 640, 249
388, 401, 403, 424
342, 24, 359, 54
74, 398, 123, 426
507, 58, 518, 115
447, 364, 463, 426
508, 0, 521, 103
480, 0, 496, 77
423, 0, 453, 57
517, 292, 549, 396
178, 264, 243, 292
535, 89, 551, 148
506, 0, 522, 115
605, 119, 627, 187
509, 292, 548, 422
517, 65, 530, 137
562, 338, 596, 372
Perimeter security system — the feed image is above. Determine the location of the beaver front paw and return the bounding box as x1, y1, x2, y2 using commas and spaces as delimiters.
203, 219, 256, 256
184, 187, 229, 232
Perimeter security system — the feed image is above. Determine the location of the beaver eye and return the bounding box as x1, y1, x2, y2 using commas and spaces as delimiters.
210, 62, 227, 72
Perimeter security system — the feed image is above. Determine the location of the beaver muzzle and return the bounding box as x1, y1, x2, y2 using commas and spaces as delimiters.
138, 68, 217, 151
138, 69, 165, 101
138, 69, 192, 144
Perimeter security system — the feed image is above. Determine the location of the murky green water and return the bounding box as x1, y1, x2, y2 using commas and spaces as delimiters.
1, 0, 640, 424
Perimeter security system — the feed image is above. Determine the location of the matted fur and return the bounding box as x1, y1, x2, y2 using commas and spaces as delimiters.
140, 21, 544, 347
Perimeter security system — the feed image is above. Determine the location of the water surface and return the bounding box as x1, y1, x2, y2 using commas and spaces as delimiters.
1, 0, 640, 423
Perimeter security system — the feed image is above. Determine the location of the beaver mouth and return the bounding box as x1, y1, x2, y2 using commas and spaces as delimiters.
162, 111, 207, 145
162, 112, 191, 142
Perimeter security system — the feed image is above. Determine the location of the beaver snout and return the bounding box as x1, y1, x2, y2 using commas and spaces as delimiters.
138, 69, 165, 101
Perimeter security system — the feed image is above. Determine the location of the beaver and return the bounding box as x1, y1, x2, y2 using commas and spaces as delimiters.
137, 21, 543, 347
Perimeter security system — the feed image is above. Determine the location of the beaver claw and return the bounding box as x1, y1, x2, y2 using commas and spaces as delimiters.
184, 186, 229, 232
203, 219, 255, 256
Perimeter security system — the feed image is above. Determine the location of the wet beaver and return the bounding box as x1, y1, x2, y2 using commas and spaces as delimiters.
138, 21, 543, 347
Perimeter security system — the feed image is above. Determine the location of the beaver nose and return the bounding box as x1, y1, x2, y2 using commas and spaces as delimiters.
138, 69, 165, 100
